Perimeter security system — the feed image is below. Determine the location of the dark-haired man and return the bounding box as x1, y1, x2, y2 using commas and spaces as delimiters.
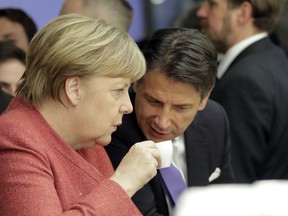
106, 28, 234, 215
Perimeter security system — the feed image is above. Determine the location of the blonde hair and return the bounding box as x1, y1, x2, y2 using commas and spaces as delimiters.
16, 14, 145, 107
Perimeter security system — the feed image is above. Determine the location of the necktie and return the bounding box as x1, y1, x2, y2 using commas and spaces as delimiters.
159, 163, 187, 206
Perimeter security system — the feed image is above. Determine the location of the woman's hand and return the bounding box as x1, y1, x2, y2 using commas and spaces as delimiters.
110, 140, 161, 197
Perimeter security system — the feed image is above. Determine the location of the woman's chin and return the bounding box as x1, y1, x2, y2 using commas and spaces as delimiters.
95, 136, 112, 146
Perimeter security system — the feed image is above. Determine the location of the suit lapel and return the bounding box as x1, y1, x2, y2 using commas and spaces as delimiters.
184, 117, 210, 186
224, 37, 272, 78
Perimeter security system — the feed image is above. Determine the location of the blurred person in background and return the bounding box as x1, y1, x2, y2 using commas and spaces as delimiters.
59, 0, 133, 32
0, 41, 26, 97
0, 8, 37, 52
173, 3, 201, 30
197, 0, 288, 183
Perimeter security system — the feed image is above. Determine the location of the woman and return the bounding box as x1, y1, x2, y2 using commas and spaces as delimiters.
0, 14, 160, 215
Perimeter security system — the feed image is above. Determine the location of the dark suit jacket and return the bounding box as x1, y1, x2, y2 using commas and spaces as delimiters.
105, 90, 234, 216
210, 37, 288, 183
0, 89, 12, 114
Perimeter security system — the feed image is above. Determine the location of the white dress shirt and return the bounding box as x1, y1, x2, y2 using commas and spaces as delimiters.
172, 135, 187, 183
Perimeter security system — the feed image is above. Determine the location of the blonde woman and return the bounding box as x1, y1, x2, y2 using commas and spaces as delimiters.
0, 14, 160, 215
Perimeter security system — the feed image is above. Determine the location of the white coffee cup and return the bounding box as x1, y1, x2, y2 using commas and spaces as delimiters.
155, 140, 173, 169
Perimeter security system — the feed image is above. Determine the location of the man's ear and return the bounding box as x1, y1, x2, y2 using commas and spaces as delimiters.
237, 1, 253, 24
64, 76, 81, 106
198, 91, 211, 111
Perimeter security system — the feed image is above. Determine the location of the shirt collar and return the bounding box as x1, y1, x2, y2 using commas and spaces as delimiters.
217, 32, 268, 79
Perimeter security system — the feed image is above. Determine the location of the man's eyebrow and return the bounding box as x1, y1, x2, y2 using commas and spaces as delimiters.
144, 92, 194, 108
143, 93, 159, 101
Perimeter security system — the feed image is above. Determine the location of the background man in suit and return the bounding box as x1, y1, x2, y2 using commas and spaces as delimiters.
105, 28, 234, 216
197, 0, 288, 183
59, 0, 133, 32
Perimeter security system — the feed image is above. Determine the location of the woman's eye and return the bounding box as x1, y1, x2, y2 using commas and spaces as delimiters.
116, 88, 124, 92
114, 88, 125, 95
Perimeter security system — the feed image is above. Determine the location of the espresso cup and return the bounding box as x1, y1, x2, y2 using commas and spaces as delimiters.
155, 140, 173, 169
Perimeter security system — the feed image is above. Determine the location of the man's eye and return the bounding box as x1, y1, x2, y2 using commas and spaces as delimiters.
147, 98, 158, 103
176, 106, 187, 110
175, 105, 192, 111
147, 99, 162, 107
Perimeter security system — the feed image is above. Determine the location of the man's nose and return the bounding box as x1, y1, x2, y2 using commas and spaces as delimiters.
154, 109, 171, 130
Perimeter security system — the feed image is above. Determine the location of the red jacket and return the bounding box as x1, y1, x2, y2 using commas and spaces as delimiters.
0, 99, 141, 216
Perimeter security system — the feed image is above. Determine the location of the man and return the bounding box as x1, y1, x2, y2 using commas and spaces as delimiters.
197, 0, 288, 183
59, 0, 133, 31
0, 8, 37, 52
105, 28, 234, 215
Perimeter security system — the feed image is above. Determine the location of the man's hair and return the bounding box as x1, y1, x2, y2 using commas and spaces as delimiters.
83, 0, 133, 31
16, 14, 145, 107
0, 41, 26, 65
0, 8, 37, 42
228, 0, 284, 32
140, 28, 217, 100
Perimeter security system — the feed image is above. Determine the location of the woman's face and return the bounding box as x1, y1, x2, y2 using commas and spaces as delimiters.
75, 76, 133, 148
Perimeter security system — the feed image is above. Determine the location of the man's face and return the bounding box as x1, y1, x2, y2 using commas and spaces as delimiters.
196, 0, 236, 53
133, 70, 209, 142
0, 18, 29, 52
59, 0, 84, 15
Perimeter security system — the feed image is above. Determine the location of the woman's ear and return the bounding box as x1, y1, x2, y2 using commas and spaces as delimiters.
64, 76, 81, 106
